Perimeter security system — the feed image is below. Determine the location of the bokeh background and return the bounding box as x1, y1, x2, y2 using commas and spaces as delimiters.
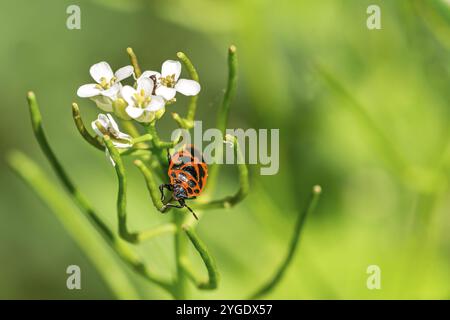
1, 0, 449, 299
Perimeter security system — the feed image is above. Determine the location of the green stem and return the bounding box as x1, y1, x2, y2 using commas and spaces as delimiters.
25, 92, 174, 294
145, 122, 179, 172
134, 159, 166, 211
119, 148, 151, 157
249, 185, 322, 299
132, 133, 153, 144
216, 45, 238, 134
136, 223, 177, 243
120, 119, 142, 139
147, 122, 180, 149
171, 112, 194, 130
119, 118, 151, 154
176, 51, 200, 127
28, 93, 112, 240
104, 136, 134, 242
7, 151, 140, 300
182, 225, 220, 290
207, 45, 238, 194
173, 214, 189, 299
104, 137, 175, 243
126, 47, 142, 78
71, 103, 104, 151
196, 134, 249, 210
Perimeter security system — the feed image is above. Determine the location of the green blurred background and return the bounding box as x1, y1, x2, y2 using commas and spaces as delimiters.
1, 0, 449, 299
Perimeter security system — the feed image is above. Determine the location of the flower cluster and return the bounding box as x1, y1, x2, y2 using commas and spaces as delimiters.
76, 58, 201, 162
77, 60, 200, 123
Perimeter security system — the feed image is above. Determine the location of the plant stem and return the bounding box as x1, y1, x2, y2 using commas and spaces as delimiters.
126, 47, 142, 78
136, 223, 177, 243
134, 159, 166, 211
104, 136, 134, 242
173, 213, 189, 299
207, 45, 238, 195
171, 112, 194, 130
25, 92, 174, 295
145, 122, 180, 173
119, 148, 151, 157
249, 185, 322, 299
104, 137, 176, 243
7, 151, 140, 299
196, 134, 249, 210
120, 119, 142, 138
216, 45, 238, 134
71, 103, 104, 150
132, 133, 152, 144
177, 51, 200, 125
182, 225, 219, 289
147, 122, 180, 149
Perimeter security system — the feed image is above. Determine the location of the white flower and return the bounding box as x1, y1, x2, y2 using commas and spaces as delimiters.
140, 60, 201, 101
91, 113, 133, 166
77, 62, 134, 112
121, 77, 165, 123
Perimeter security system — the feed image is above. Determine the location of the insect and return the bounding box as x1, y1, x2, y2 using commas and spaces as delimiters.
159, 144, 208, 220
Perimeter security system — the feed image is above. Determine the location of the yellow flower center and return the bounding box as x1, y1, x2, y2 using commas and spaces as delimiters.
95, 76, 117, 90
133, 89, 151, 108
160, 74, 176, 88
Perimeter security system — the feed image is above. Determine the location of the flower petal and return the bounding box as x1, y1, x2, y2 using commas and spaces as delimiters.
121, 85, 137, 107
155, 85, 176, 100
115, 132, 133, 144
90, 61, 114, 83
147, 95, 165, 112
161, 60, 181, 80
77, 84, 101, 98
115, 65, 134, 81
97, 114, 109, 127
175, 79, 201, 96
101, 84, 120, 99
106, 114, 120, 134
125, 106, 144, 119
137, 77, 154, 96
112, 139, 132, 148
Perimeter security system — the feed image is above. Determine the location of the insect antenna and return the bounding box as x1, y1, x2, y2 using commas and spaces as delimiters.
184, 204, 199, 220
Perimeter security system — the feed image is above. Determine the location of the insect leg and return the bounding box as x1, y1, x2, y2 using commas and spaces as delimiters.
161, 199, 199, 220
161, 202, 184, 215
166, 149, 171, 165
159, 184, 172, 201
163, 203, 184, 209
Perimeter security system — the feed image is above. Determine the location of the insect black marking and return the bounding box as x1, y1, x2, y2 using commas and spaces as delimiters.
183, 166, 198, 180
188, 179, 196, 188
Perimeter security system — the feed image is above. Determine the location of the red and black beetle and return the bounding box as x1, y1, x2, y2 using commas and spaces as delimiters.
160, 144, 208, 220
